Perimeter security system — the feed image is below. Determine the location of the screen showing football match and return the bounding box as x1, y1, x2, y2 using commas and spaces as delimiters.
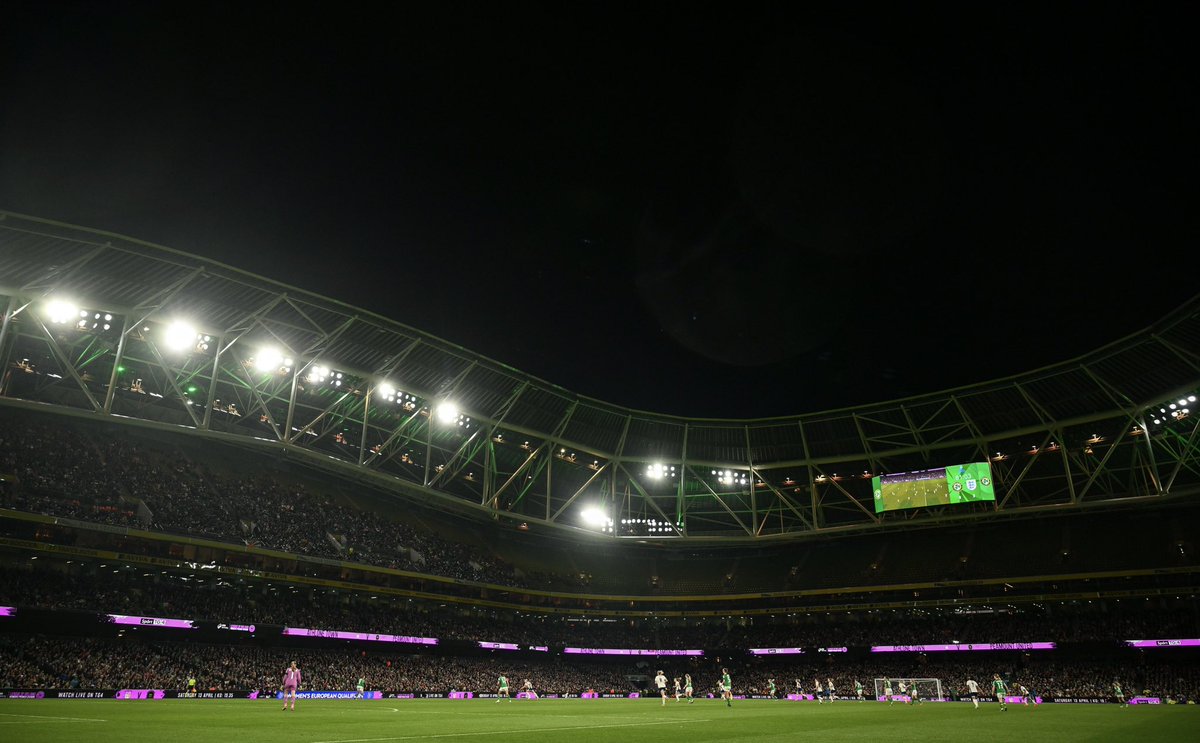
872, 461, 995, 513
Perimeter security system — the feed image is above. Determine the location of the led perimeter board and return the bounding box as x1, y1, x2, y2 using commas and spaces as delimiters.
872, 461, 995, 513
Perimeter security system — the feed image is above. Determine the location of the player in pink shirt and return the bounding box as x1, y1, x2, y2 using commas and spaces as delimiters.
282, 661, 302, 711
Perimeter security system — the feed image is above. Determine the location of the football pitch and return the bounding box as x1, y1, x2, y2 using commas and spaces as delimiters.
0, 698, 1196, 743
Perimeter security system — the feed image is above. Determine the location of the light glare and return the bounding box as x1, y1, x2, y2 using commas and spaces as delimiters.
163, 321, 197, 352
580, 507, 609, 528
45, 300, 78, 324
436, 402, 459, 423
254, 348, 284, 372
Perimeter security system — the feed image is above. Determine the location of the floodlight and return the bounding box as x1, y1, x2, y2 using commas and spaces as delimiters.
645, 463, 677, 479
254, 347, 284, 372
378, 383, 396, 400
308, 365, 330, 383
163, 321, 197, 352
45, 300, 78, 325
580, 507, 609, 528
436, 401, 459, 424
716, 469, 748, 486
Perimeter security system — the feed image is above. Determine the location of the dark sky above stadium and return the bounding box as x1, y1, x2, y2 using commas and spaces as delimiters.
1, 2, 1194, 418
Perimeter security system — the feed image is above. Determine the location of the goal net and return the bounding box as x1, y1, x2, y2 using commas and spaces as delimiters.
874, 678, 944, 702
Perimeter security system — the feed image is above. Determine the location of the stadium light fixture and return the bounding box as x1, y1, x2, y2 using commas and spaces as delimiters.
579, 507, 611, 530
645, 463, 676, 479
378, 383, 418, 408
712, 469, 748, 486
163, 321, 197, 352
253, 347, 291, 373
436, 401, 460, 424
44, 300, 79, 325
306, 365, 343, 387
71, 310, 115, 332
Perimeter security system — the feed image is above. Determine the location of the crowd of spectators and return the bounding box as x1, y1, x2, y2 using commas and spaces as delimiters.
1, 412, 1195, 599
0, 421, 138, 528
0, 415, 544, 587
0, 634, 629, 694
1, 564, 1197, 650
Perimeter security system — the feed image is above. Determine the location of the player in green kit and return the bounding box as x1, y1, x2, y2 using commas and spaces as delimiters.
356, 676, 365, 699
905, 679, 921, 706
684, 673, 694, 704
855, 679, 864, 701
1113, 680, 1127, 707
497, 674, 511, 703
721, 668, 733, 707
767, 678, 777, 699
992, 674, 1008, 711
884, 678, 894, 705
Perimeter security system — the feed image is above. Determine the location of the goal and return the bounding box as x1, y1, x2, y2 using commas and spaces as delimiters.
874, 678, 944, 702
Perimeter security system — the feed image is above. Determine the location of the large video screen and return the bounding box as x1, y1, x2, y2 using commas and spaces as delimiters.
872, 462, 995, 513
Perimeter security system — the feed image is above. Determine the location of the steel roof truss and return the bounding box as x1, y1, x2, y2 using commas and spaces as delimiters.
685, 464, 752, 536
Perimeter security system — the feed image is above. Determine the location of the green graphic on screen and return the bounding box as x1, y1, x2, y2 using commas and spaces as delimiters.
872, 461, 995, 513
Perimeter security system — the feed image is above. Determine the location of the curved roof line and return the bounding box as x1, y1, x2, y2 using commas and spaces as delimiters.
1, 208, 1198, 424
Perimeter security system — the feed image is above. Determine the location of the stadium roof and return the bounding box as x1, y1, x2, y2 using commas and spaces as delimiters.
2, 210, 1199, 541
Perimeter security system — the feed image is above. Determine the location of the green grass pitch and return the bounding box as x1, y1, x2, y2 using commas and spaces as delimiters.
0, 698, 1196, 743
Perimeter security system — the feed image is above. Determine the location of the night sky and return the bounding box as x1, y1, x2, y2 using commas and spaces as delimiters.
2, 2, 1194, 418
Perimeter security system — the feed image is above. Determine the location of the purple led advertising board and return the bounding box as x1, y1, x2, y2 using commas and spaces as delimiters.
107, 614, 196, 629
1124, 639, 1200, 648
563, 648, 703, 656
871, 642, 1055, 653
282, 627, 438, 644
277, 691, 380, 699
115, 689, 166, 699
477, 642, 520, 650
0, 606, 15, 617
750, 648, 805, 655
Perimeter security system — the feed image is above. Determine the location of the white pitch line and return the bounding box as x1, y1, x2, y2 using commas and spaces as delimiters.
310, 718, 712, 743
0, 721, 100, 725
0, 713, 108, 722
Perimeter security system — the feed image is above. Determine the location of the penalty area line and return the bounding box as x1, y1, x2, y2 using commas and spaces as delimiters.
0, 713, 108, 722
310, 717, 713, 743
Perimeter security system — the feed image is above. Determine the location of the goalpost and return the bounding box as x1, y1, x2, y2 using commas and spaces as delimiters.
874, 678, 944, 702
